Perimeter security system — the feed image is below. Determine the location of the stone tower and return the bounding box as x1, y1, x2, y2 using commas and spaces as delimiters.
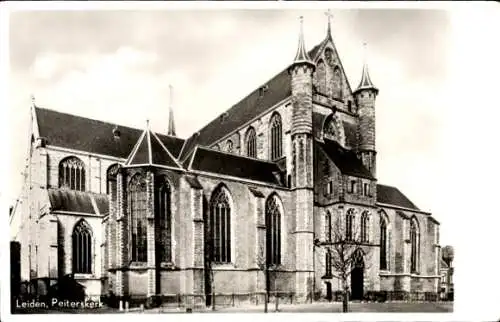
353, 52, 378, 177
288, 17, 316, 301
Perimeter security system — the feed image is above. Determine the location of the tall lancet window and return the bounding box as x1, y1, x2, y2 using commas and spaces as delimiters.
410, 219, 420, 273
316, 60, 327, 94
209, 186, 232, 263
360, 212, 369, 243
107, 164, 119, 201
380, 217, 388, 270
324, 117, 337, 141
325, 211, 332, 242
128, 173, 148, 262
59, 156, 86, 191
72, 220, 92, 274
156, 178, 172, 263
333, 66, 343, 100
245, 127, 257, 158
266, 194, 282, 266
346, 209, 355, 241
270, 113, 282, 160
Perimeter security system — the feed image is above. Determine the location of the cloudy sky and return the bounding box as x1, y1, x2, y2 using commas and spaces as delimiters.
4, 4, 491, 249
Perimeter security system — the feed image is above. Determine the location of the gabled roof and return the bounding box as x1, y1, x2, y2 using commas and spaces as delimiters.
34, 106, 185, 159
125, 126, 183, 170
377, 184, 420, 211
188, 146, 284, 186
316, 138, 374, 180
48, 188, 109, 215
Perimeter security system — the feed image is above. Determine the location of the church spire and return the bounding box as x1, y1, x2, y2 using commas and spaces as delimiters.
291, 16, 314, 68
355, 42, 378, 95
167, 84, 176, 136
325, 9, 333, 41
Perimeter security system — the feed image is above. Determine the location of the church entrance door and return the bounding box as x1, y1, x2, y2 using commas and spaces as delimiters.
325, 282, 332, 302
350, 250, 364, 301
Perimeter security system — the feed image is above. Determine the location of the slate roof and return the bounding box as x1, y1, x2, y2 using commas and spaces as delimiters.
188, 147, 284, 185
48, 188, 109, 215
35, 107, 185, 159
376, 184, 420, 211
125, 128, 182, 169
180, 45, 324, 159
316, 138, 374, 180
342, 121, 358, 148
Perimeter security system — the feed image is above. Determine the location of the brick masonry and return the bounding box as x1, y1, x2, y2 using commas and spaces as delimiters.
10, 36, 442, 306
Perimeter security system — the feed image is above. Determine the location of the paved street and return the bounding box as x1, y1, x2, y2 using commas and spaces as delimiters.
12, 301, 453, 314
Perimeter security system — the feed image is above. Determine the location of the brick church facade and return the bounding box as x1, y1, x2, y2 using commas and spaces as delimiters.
10, 17, 442, 306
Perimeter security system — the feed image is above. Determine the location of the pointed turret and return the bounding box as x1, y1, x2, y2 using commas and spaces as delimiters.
168, 85, 176, 136
124, 120, 182, 169
354, 43, 378, 177
324, 9, 333, 42
289, 16, 315, 71
354, 43, 378, 95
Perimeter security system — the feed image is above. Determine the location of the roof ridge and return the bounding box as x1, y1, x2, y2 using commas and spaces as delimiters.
196, 145, 282, 166
150, 130, 184, 168
35, 106, 185, 140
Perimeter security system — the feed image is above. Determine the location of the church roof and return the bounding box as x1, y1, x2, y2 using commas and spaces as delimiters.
316, 138, 374, 180
125, 125, 183, 170
376, 184, 420, 211
187, 146, 284, 186
48, 188, 109, 215
179, 44, 323, 160
34, 106, 185, 159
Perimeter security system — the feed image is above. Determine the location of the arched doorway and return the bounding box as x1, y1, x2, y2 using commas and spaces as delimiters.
350, 250, 365, 301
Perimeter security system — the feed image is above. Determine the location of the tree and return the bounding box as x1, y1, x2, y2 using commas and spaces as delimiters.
316, 212, 373, 312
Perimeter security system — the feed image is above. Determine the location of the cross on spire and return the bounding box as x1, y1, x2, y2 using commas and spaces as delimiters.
30, 94, 36, 106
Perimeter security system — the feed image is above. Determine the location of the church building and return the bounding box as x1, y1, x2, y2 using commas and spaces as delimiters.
10, 16, 442, 307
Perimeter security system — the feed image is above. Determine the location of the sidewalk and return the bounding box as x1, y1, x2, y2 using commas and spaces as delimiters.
143, 301, 453, 314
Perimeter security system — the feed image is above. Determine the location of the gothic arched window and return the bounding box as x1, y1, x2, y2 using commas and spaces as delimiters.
156, 178, 172, 263
128, 173, 148, 262
226, 140, 233, 153
316, 60, 327, 94
333, 66, 343, 99
72, 220, 92, 274
270, 113, 282, 160
361, 212, 369, 243
210, 186, 232, 263
324, 117, 337, 140
59, 156, 86, 191
325, 211, 332, 242
245, 127, 257, 158
266, 194, 282, 266
410, 219, 420, 273
346, 209, 355, 241
107, 164, 119, 200
380, 216, 388, 270
325, 250, 332, 277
